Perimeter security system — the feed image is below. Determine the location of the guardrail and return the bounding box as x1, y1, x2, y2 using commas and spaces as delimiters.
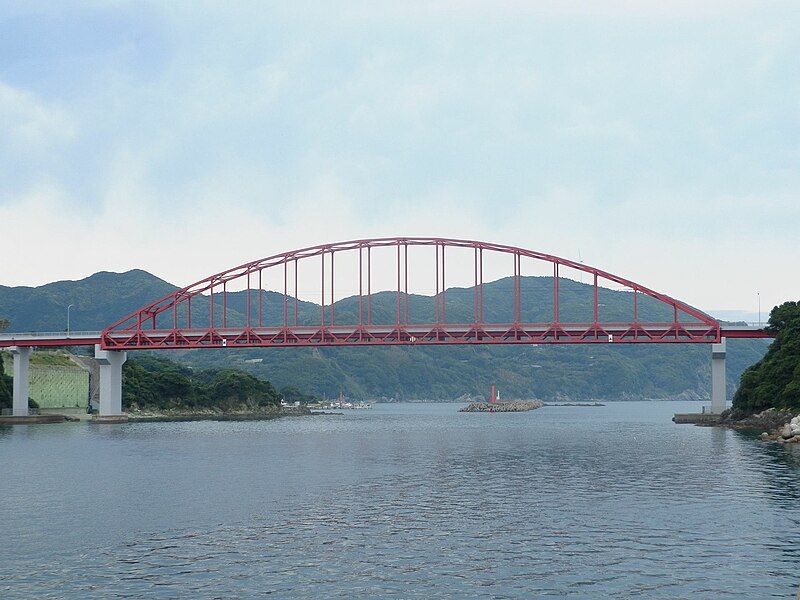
0, 331, 101, 338
0, 331, 103, 348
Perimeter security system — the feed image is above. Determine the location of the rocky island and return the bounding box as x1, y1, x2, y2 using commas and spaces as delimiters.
460, 400, 544, 413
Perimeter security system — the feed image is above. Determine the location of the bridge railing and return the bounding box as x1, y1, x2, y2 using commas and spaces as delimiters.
0, 331, 103, 348
0, 331, 102, 338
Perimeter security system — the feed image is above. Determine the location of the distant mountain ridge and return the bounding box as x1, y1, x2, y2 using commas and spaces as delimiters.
0, 269, 770, 402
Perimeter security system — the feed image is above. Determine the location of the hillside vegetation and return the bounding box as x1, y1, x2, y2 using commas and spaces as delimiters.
123, 355, 284, 412
0, 270, 175, 331
732, 301, 800, 414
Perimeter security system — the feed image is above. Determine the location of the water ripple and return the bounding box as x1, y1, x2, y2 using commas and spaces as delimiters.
2, 402, 800, 598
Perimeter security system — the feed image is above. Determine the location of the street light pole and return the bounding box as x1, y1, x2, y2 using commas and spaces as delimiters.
757, 293, 761, 328
67, 304, 74, 336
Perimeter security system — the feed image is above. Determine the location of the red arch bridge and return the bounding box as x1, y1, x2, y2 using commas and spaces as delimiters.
0, 237, 773, 418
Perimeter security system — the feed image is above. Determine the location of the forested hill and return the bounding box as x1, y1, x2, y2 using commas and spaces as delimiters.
0, 270, 770, 401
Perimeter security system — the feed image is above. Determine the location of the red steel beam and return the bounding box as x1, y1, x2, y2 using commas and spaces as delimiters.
719, 327, 775, 339
404, 243, 409, 325
99, 236, 737, 350
5, 325, 776, 350
97, 322, 724, 350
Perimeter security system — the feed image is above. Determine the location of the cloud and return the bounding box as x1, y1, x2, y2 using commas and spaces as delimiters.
0, 80, 76, 154
0, 1, 798, 314
189, 1, 784, 24
3, 170, 798, 316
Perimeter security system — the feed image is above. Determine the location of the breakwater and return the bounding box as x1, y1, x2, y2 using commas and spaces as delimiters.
459, 400, 544, 412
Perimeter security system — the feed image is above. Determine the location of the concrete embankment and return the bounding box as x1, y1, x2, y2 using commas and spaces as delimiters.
2, 406, 312, 425
1, 350, 92, 412
672, 413, 722, 425
0, 414, 79, 424
92, 415, 129, 424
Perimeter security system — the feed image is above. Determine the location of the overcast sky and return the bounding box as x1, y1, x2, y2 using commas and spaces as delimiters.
1, 1, 798, 313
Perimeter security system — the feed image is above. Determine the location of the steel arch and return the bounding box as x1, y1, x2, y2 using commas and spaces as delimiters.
100, 237, 720, 350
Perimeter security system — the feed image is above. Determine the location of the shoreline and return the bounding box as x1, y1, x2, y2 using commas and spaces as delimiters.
1, 406, 315, 425
123, 405, 312, 423
695, 408, 800, 444
0, 414, 81, 425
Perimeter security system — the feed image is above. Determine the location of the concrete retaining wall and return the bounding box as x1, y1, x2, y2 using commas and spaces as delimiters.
1, 353, 90, 409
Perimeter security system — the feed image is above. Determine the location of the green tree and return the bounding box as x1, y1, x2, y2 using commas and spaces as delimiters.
280, 385, 317, 404
0, 354, 11, 410
732, 301, 800, 414
205, 370, 280, 409
765, 301, 800, 334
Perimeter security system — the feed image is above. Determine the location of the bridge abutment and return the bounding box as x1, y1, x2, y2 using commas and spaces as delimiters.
94, 345, 127, 416
9, 346, 31, 416
711, 337, 727, 414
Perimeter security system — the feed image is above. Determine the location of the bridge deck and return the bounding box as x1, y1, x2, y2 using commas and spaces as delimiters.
0, 331, 102, 348
718, 325, 774, 338
0, 325, 772, 349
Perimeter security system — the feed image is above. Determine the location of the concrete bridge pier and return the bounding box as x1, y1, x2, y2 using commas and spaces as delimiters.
9, 346, 31, 416
94, 345, 127, 416
710, 337, 727, 414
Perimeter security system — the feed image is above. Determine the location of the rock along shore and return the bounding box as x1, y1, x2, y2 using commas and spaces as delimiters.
716, 408, 800, 444
459, 400, 544, 413
760, 413, 800, 444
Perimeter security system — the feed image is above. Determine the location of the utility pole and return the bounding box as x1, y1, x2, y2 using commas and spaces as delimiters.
757, 293, 761, 328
